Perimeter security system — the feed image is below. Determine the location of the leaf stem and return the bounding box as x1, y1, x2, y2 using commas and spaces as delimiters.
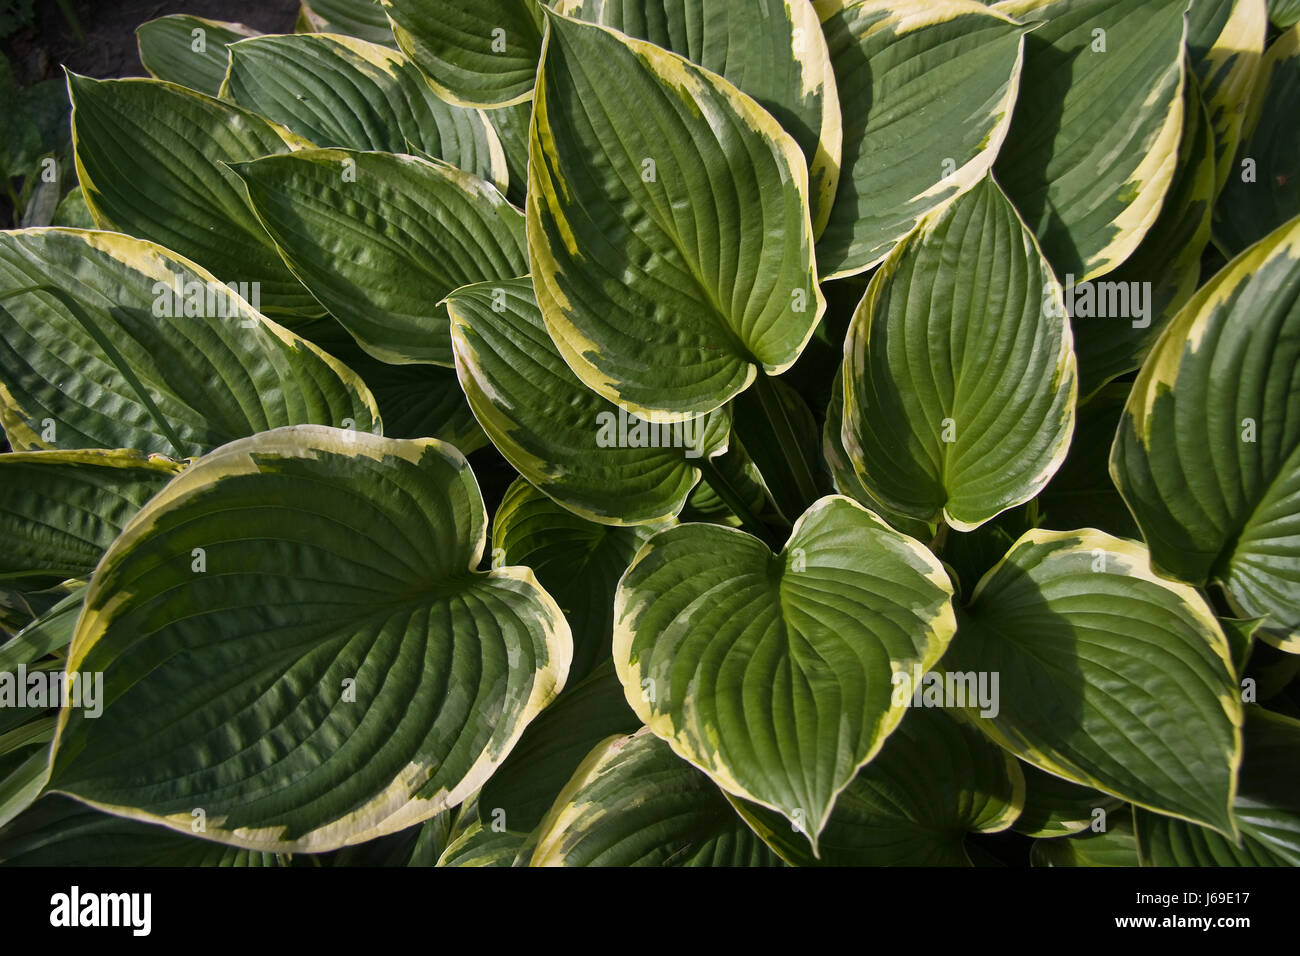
752, 373, 821, 514
697, 457, 780, 548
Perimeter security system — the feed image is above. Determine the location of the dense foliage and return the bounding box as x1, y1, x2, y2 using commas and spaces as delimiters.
0, 0, 1298, 867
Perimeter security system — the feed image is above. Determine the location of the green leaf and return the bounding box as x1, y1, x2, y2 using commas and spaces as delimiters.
483, 100, 530, 206
0, 586, 83, 674
815, 0, 1028, 278
528, 10, 824, 420
233, 148, 527, 367
1187, 0, 1268, 199
733, 707, 1025, 865
614, 495, 956, 846
1070, 69, 1216, 399
729, 376, 829, 523
1135, 707, 1300, 865
46, 425, 571, 852
0, 795, 287, 866
0, 449, 181, 581
383, 0, 546, 107
1030, 813, 1139, 866
301, 0, 398, 45
436, 817, 525, 866
1214, 25, 1300, 254
561, 0, 842, 237
841, 175, 1077, 531
0, 229, 380, 458
67, 74, 320, 319
529, 729, 785, 866
222, 33, 508, 190
492, 479, 667, 679
478, 659, 639, 834
447, 278, 730, 524
947, 528, 1243, 836
1013, 762, 1123, 837
136, 15, 259, 96
1112, 214, 1300, 651
1271, 0, 1300, 27
994, 0, 1188, 280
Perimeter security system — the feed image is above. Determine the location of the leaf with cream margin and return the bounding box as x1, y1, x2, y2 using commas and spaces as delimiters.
528, 10, 823, 421
529, 730, 785, 866
814, 0, 1028, 278
45, 426, 571, 852
382, 0, 547, 107
1030, 814, 1139, 866
1112, 214, 1300, 652
841, 175, 1077, 531
0, 228, 379, 458
136, 15, 258, 97
993, 0, 1188, 280
301, 0, 398, 45
559, 0, 841, 237
945, 528, 1243, 837
222, 33, 508, 190
233, 149, 527, 367
613, 495, 956, 849
447, 279, 730, 526
67, 74, 319, 319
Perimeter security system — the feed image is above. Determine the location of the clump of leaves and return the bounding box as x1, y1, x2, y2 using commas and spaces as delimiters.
0, 0, 1297, 868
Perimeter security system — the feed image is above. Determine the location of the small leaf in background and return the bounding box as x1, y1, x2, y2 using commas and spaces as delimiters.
841, 175, 1076, 531
300, 0, 399, 45
1013, 763, 1124, 839
528, 10, 823, 419
614, 495, 956, 847
47, 426, 571, 852
1112, 214, 1300, 651
136, 15, 259, 97
1030, 813, 1140, 866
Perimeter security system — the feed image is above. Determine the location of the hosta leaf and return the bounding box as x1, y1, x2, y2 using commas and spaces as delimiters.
234, 149, 527, 367
0, 449, 181, 581
614, 495, 956, 846
947, 529, 1243, 836
136, 15, 258, 97
1030, 814, 1139, 866
528, 11, 824, 420
436, 818, 525, 866
46, 426, 571, 852
447, 279, 730, 525
478, 660, 639, 834
841, 175, 1077, 531
1214, 26, 1300, 254
300, 0, 397, 45
993, 0, 1188, 280
0, 587, 83, 674
530, 730, 784, 866
0, 228, 379, 457
383, 0, 546, 107
1187, 0, 1268, 199
0, 796, 286, 866
560, 0, 841, 237
1013, 763, 1123, 837
222, 34, 508, 190
1071, 70, 1216, 399
1112, 215, 1300, 651
484, 101, 530, 206
1134, 707, 1300, 865
492, 479, 667, 679
1271, 0, 1300, 27
734, 707, 1025, 865
731, 377, 828, 523
814, 0, 1028, 278
67, 75, 319, 319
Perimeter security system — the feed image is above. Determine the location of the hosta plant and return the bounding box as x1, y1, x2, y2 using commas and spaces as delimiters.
0, 0, 1298, 868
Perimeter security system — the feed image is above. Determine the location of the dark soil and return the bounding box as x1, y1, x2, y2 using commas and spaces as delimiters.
3, 0, 299, 85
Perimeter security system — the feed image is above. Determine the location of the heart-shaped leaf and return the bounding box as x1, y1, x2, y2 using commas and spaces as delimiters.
946, 528, 1243, 836
815, 0, 1028, 278
383, 0, 546, 107
841, 174, 1077, 531
447, 278, 730, 524
222, 33, 508, 190
529, 729, 785, 866
528, 10, 823, 420
1112, 214, 1300, 651
47, 425, 571, 851
234, 149, 527, 367
0, 228, 380, 458
614, 495, 956, 846
67, 74, 319, 319
993, 0, 1188, 279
